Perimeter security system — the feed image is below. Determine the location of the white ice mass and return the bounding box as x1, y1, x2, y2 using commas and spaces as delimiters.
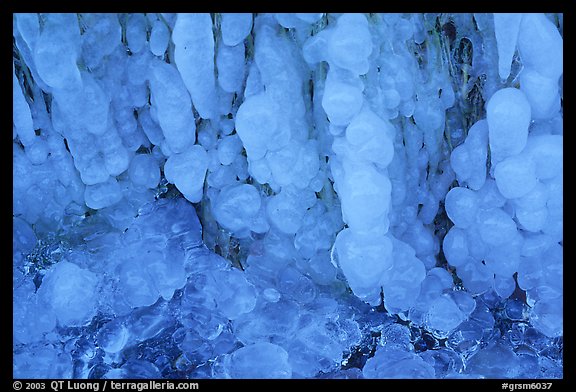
13, 12, 563, 380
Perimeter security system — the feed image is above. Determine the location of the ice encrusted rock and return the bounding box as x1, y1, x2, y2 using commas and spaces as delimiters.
486, 88, 531, 164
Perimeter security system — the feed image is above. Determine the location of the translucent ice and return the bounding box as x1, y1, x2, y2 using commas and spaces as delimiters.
517, 13, 563, 80
149, 61, 196, 153
445, 187, 478, 228
426, 295, 466, 333
173, 13, 218, 120
163, 145, 208, 203
520, 68, 561, 120
37, 261, 98, 326
486, 88, 531, 164
221, 13, 253, 47
494, 153, 538, 199
236, 92, 289, 160
322, 72, 364, 126
493, 13, 522, 81
363, 346, 435, 378
149, 19, 170, 56
129, 154, 160, 189
476, 207, 518, 246
224, 343, 292, 379
217, 134, 244, 166
84, 177, 123, 209
523, 135, 563, 180
327, 13, 372, 75
213, 184, 261, 234
334, 228, 393, 303
13, 65, 35, 147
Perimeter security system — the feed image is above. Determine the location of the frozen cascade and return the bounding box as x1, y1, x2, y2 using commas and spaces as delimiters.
13, 12, 562, 379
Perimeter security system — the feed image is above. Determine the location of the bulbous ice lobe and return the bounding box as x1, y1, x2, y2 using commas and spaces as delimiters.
334, 228, 393, 303
486, 88, 531, 164
37, 261, 98, 326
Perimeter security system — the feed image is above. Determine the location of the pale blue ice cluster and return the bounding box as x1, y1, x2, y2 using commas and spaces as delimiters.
13, 13, 563, 379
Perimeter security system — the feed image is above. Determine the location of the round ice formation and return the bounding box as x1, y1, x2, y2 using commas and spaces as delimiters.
322, 74, 364, 126
363, 346, 435, 378
224, 343, 292, 379
334, 229, 393, 302
442, 227, 469, 267
129, 154, 160, 189
172, 13, 218, 120
445, 187, 479, 228
493, 13, 522, 81
149, 19, 170, 56
523, 135, 563, 180
217, 134, 244, 166
335, 160, 392, 232
344, 107, 395, 167
221, 13, 253, 46
426, 295, 466, 333
327, 13, 372, 75
486, 88, 531, 164
217, 43, 246, 94
126, 14, 147, 54
236, 92, 286, 160
84, 177, 123, 209
37, 261, 98, 326
266, 187, 316, 235
163, 145, 208, 203
456, 119, 489, 190
494, 153, 538, 199
517, 13, 563, 80
213, 184, 261, 234
33, 14, 82, 90
149, 61, 196, 153
476, 208, 518, 246
519, 69, 561, 120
